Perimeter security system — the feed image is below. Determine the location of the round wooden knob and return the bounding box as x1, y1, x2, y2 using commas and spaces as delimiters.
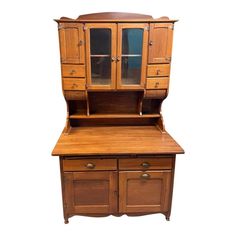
70, 70, 76, 75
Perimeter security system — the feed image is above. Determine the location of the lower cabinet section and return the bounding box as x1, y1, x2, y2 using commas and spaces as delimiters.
60, 156, 175, 223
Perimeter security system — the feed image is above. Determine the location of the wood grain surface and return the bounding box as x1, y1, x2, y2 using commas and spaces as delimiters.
52, 126, 184, 156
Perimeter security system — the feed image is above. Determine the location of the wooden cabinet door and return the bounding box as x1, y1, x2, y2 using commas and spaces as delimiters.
117, 23, 148, 89
58, 23, 85, 64
148, 23, 174, 63
85, 23, 117, 90
64, 171, 117, 214
119, 171, 172, 213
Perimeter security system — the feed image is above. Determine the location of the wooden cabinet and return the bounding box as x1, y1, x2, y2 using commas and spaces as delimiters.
60, 156, 176, 222
148, 23, 173, 63
58, 23, 85, 64
119, 171, 172, 213
53, 12, 184, 224
63, 171, 117, 215
85, 23, 148, 90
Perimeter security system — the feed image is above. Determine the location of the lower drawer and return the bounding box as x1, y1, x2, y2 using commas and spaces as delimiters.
63, 78, 86, 90
64, 91, 86, 100
146, 78, 169, 89
63, 159, 117, 171
119, 157, 173, 170
145, 89, 167, 99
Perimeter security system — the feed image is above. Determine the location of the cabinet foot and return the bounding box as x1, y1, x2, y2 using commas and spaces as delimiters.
164, 212, 170, 221
64, 218, 69, 224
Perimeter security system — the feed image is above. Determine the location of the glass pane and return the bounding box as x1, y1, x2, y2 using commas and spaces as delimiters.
121, 29, 143, 85
91, 57, 111, 85
121, 56, 142, 84
90, 29, 111, 85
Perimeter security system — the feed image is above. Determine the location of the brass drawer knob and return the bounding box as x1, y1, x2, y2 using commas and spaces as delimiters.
156, 69, 160, 75
149, 41, 153, 46
155, 82, 159, 88
141, 162, 150, 168
141, 173, 150, 179
86, 163, 96, 169
111, 56, 116, 62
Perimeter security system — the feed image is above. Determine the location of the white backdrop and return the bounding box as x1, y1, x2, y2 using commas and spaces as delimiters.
0, 0, 236, 235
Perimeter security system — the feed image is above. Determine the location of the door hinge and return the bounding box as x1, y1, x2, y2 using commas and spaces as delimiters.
169, 24, 174, 30
58, 24, 64, 30
83, 25, 87, 31
144, 26, 149, 31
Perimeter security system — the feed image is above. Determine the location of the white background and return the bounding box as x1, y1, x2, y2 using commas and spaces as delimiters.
0, 0, 236, 235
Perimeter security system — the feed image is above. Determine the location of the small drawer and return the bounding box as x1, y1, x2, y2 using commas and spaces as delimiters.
62, 64, 85, 77
119, 158, 173, 170
63, 78, 86, 90
147, 64, 170, 77
64, 91, 86, 100
63, 159, 117, 171
146, 78, 169, 89
145, 89, 167, 99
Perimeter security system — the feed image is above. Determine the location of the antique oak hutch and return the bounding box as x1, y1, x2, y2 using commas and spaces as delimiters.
52, 12, 184, 223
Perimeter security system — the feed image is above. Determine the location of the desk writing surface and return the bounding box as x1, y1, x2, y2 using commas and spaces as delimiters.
52, 126, 184, 156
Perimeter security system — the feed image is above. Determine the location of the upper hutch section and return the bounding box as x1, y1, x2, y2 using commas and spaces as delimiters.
56, 13, 177, 131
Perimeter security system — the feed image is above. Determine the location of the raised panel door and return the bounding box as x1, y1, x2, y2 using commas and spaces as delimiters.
148, 23, 173, 63
58, 23, 85, 64
63, 171, 117, 214
119, 170, 172, 213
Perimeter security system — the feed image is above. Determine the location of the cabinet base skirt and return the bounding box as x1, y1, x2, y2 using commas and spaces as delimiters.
64, 212, 171, 223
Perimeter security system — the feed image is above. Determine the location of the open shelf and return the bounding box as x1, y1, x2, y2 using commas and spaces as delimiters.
69, 113, 161, 119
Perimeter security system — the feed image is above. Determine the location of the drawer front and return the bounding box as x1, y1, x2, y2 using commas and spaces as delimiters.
63, 78, 86, 90
147, 64, 170, 77
119, 158, 173, 170
62, 64, 85, 77
146, 78, 169, 89
144, 89, 167, 99
63, 159, 117, 171
64, 91, 86, 100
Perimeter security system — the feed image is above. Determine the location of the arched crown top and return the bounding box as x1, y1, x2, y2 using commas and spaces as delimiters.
55, 12, 176, 23
77, 12, 153, 20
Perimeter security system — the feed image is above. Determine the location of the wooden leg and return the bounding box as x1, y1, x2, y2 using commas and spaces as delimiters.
164, 212, 170, 221
64, 217, 69, 224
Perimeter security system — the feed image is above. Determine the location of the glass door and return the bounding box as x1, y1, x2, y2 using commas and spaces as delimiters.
86, 23, 117, 89
117, 24, 148, 89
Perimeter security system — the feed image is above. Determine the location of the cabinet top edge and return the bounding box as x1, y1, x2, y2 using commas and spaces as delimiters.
54, 13, 177, 23
54, 19, 178, 23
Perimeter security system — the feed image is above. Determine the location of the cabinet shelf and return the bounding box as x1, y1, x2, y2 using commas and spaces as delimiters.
69, 114, 161, 119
